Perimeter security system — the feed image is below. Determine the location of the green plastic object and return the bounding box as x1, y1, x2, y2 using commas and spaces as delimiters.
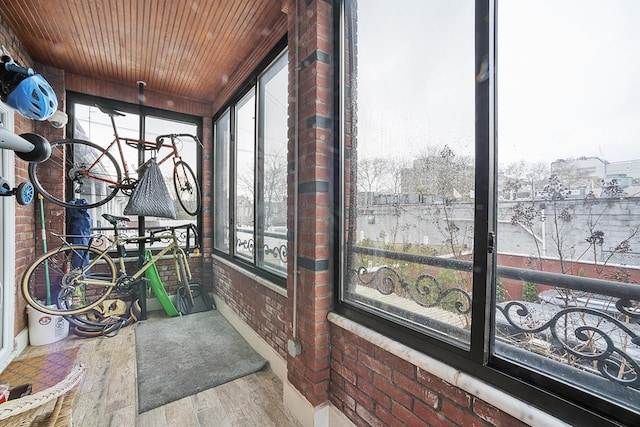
144, 249, 180, 317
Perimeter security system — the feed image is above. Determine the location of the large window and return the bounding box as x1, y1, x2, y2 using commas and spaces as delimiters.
213, 48, 288, 280
69, 96, 201, 232
339, 1, 640, 425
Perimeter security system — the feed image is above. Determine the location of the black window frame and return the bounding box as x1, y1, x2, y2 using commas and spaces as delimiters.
211, 37, 289, 287
66, 91, 203, 241
333, 2, 637, 426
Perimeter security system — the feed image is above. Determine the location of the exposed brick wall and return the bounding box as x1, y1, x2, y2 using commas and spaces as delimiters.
2, 4, 550, 427
285, 0, 334, 408
199, 115, 213, 288
151, 255, 203, 296
212, 261, 289, 359
0, 16, 40, 335
330, 325, 530, 427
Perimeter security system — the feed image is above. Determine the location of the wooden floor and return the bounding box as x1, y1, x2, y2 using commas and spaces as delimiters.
15, 312, 302, 427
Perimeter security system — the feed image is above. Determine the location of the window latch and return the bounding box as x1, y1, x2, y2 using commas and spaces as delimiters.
488, 232, 495, 253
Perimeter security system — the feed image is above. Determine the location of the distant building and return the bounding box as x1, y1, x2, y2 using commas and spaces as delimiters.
551, 157, 640, 198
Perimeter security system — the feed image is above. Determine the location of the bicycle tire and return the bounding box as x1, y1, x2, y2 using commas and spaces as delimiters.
173, 160, 201, 216
22, 245, 118, 316
28, 138, 122, 209
66, 298, 142, 338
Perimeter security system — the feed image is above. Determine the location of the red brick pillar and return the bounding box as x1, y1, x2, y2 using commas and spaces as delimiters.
34, 64, 67, 240
286, 0, 334, 408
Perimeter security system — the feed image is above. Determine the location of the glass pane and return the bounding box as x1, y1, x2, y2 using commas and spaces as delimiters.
235, 91, 256, 261
257, 52, 288, 276
214, 110, 231, 253
495, 0, 640, 412
342, 0, 475, 348
74, 104, 139, 225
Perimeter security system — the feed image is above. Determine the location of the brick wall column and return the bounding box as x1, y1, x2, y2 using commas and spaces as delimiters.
286, 0, 335, 408
34, 64, 67, 238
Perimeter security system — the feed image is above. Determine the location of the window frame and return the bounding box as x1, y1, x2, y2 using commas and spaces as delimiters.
333, 2, 636, 426
66, 92, 203, 240
212, 38, 288, 287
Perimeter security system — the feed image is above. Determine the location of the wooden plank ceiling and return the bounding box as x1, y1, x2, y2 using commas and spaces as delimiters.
0, 0, 287, 103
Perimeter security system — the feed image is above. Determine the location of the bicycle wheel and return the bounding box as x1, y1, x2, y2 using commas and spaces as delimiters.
22, 245, 118, 315
173, 160, 201, 216
29, 138, 122, 209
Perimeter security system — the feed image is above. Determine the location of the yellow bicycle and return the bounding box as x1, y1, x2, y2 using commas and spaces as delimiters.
22, 213, 198, 316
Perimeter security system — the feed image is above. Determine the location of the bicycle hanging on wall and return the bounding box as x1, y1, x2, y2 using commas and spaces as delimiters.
27, 104, 202, 216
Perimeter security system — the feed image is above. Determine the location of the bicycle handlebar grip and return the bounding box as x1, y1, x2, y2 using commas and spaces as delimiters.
4, 62, 34, 76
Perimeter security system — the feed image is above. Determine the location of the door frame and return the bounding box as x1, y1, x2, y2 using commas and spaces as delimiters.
0, 105, 17, 370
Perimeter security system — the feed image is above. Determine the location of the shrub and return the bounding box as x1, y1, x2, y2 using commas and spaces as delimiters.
522, 281, 538, 302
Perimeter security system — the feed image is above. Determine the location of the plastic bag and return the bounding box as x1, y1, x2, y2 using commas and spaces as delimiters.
123, 158, 177, 219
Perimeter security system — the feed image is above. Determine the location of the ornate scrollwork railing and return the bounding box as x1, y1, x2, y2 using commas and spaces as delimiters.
350, 245, 640, 389
236, 236, 287, 264
354, 265, 471, 315
89, 223, 197, 248
497, 301, 640, 388
264, 242, 287, 262
237, 237, 254, 253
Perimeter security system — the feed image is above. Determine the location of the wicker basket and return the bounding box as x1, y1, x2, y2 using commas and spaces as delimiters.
0, 364, 85, 427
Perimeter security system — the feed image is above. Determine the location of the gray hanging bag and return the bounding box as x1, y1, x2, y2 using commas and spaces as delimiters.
124, 158, 177, 219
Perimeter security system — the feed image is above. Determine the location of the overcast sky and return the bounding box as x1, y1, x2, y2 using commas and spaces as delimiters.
355, 0, 640, 167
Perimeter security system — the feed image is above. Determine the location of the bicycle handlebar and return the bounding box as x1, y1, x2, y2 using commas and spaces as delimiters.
155, 133, 203, 148
3, 61, 33, 77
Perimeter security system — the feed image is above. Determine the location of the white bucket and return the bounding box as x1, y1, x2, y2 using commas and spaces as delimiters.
26, 305, 69, 346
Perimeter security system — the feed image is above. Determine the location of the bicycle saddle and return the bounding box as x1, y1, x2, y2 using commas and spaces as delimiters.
102, 213, 130, 225
96, 104, 125, 117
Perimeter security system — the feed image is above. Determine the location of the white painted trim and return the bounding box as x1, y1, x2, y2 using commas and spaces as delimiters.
283, 380, 329, 427
282, 381, 355, 427
0, 328, 26, 373
328, 404, 356, 427
0, 106, 16, 370
13, 328, 28, 357
328, 312, 570, 427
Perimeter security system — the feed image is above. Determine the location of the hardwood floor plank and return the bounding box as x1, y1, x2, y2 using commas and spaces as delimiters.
6, 312, 302, 426
162, 397, 201, 427
137, 407, 168, 427
104, 405, 137, 426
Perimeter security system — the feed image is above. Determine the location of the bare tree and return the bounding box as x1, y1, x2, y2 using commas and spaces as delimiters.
263, 148, 287, 227
358, 157, 389, 194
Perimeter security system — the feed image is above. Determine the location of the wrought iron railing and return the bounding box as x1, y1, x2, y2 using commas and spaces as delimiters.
236, 229, 288, 266
90, 224, 198, 249
349, 245, 640, 390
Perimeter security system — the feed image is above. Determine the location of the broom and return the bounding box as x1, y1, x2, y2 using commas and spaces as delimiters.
38, 193, 51, 306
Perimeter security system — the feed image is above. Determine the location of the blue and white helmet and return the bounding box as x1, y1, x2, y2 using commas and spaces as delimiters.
6, 74, 57, 120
